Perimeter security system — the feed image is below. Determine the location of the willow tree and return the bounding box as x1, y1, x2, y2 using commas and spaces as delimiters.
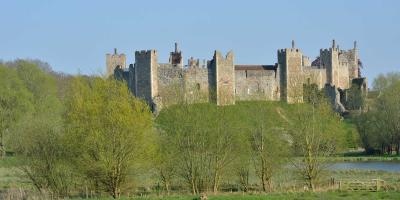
156, 103, 242, 194
65, 77, 153, 198
289, 102, 345, 190
236, 101, 289, 192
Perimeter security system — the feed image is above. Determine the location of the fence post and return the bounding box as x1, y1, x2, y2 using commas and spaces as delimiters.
85, 184, 88, 199
376, 179, 380, 191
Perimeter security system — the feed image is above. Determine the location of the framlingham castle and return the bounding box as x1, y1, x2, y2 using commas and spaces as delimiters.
106, 40, 367, 113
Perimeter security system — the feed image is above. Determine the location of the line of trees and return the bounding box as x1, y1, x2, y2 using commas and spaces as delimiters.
153, 83, 347, 193
1, 60, 154, 198
0, 60, 349, 198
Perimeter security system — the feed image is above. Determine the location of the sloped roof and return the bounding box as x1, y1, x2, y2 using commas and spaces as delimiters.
235, 65, 276, 70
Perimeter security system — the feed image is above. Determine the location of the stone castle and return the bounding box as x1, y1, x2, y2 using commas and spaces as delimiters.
107, 40, 367, 112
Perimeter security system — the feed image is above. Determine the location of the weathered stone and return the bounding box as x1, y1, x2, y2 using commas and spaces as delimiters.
109, 40, 365, 113
106, 48, 126, 77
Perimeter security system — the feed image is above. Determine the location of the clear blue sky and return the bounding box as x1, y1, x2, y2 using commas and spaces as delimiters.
1, 0, 399, 85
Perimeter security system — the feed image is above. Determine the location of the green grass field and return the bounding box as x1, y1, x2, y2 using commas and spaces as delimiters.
0, 157, 30, 189
68, 191, 400, 200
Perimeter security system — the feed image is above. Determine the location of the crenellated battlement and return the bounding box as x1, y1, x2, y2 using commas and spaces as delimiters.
108, 40, 364, 112
187, 57, 201, 68
278, 48, 302, 54
135, 50, 157, 57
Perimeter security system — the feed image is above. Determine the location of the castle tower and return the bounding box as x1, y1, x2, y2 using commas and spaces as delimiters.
134, 50, 158, 106
320, 40, 339, 86
168, 42, 183, 66
106, 48, 126, 77
320, 40, 349, 89
210, 51, 235, 106
347, 41, 359, 79
278, 40, 303, 103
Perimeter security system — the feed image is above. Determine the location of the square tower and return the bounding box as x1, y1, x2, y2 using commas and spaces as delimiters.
320, 40, 350, 89
210, 51, 235, 106
278, 41, 303, 103
134, 50, 158, 106
106, 48, 126, 77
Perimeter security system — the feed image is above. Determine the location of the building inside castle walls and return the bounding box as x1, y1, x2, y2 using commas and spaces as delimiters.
109, 40, 367, 114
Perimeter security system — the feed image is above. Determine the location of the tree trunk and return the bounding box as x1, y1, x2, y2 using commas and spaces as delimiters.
164, 181, 170, 196
0, 131, 5, 158
191, 178, 196, 195
213, 170, 220, 193
239, 169, 249, 192
309, 178, 315, 191
261, 171, 267, 192
397, 143, 400, 155
112, 186, 119, 199
266, 179, 272, 192
160, 170, 170, 196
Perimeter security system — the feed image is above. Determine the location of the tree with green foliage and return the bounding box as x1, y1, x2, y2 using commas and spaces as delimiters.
239, 102, 289, 192
303, 83, 324, 105
373, 72, 400, 92
209, 106, 243, 193
3, 60, 74, 197
355, 112, 379, 154
0, 65, 33, 157
64, 77, 153, 198
154, 128, 178, 195
156, 103, 243, 194
346, 83, 366, 111
156, 103, 214, 194
289, 102, 346, 191
372, 82, 400, 154
356, 72, 400, 155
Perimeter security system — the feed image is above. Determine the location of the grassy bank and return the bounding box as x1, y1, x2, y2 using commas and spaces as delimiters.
328, 156, 400, 162
329, 151, 400, 162
68, 191, 400, 200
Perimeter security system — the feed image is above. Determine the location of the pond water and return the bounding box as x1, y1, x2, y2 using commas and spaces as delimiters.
329, 161, 400, 172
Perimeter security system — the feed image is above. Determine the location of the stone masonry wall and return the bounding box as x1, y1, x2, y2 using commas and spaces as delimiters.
157, 63, 185, 105
213, 51, 235, 105
235, 67, 278, 101
337, 62, 350, 89
185, 67, 210, 103
303, 67, 327, 89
